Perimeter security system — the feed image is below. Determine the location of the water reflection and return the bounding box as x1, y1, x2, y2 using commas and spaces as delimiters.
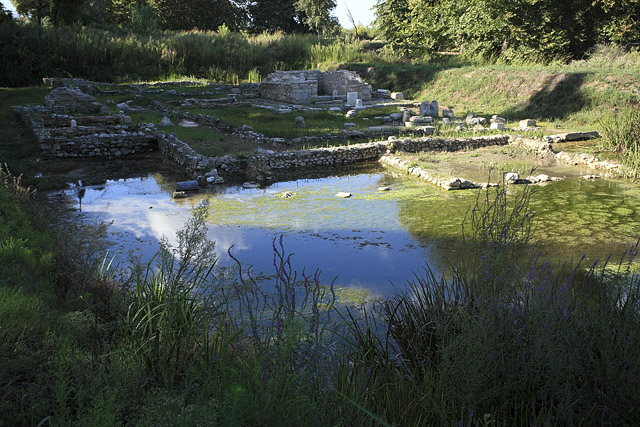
56, 164, 640, 297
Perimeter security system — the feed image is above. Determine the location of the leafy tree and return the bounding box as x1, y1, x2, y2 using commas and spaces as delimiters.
249, 0, 309, 33
295, 0, 338, 34
49, 0, 84, 26
373, 0, 412, 54
0, 3, 14, 23
152, 0, 243, 31
374, 0, 631, 62
11, 0, 51, 25
600, 0, 640, 44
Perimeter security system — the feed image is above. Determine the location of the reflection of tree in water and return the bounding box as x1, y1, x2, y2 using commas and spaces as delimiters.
76, 180, 85, 212
395, 189, 475, 269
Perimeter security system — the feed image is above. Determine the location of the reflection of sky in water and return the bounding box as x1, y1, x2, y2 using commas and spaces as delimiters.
61, 172, 436, 296
58, 168, 640, 297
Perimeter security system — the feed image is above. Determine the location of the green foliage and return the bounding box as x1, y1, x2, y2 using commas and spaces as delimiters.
0, 25, 327, 85
248, 0, 309, 34
373, 0, 412, 56
152, 0, 243, 32
49, 0, 84, 26
11, 0, 51, 25
129, 2, 159, 35
337, 183, 640, 425
295, 0, 339, 35
373, 0, 640, 63
598, 109, 640, 178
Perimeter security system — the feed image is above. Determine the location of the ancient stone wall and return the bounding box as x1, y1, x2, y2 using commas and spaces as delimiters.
258, 70, 372, 104
247, 135, 509, 172
157, 133, 243, 176
14, 107, 158, 159
258, 71, 320, 104
317, 70, 372, 100
509, 135, 625, 177
389, 134, 509, 153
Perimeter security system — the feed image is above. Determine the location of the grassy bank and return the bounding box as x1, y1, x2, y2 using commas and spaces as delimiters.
349, 57, 640, 131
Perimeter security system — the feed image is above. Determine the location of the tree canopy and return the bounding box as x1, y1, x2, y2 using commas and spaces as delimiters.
10, 0, 339, 34
374, 0, 640, 62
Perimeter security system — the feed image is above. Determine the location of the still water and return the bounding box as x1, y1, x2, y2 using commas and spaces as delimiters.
57, 162, 640, 297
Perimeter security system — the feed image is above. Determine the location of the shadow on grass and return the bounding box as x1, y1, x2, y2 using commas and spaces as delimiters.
346, 61, 470, 99
500, 72, 587, 121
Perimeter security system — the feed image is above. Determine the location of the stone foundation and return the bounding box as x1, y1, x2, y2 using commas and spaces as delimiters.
259, 70, 372, 104
13, 107, 157, 159
510, 135, 626, 176
245, 135, 509, 175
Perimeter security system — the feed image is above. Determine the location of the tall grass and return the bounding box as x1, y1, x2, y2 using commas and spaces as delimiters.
598, 109, 640, 178
0, 24, 329, 85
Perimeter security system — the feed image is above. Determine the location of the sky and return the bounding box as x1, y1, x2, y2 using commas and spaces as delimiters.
1, 0, 377, 27
335, 0, 377, 28
2, 0, 15, 14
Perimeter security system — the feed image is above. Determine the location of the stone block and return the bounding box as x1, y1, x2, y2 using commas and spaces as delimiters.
519, 119, 537, 128
390, 92, 404, 100
442, 108, 455, 118
346, 92, 358, 106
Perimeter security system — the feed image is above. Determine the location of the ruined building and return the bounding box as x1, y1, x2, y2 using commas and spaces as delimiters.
258, 70, 372, 104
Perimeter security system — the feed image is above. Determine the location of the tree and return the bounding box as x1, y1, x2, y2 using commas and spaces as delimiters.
295, 0, 338, 35
0, 3, 14, 23
49, 0, 84, 26
373, 0, 412, 55
373, 0, 626, 62
248, 0, 309, 33
152, 0, 244, 31
11, 0, 51, 25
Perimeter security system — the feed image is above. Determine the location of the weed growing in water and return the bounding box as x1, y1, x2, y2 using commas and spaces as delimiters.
598, 109, 640, 178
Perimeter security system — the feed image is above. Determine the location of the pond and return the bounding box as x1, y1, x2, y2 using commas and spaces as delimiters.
54, 160, 640, 299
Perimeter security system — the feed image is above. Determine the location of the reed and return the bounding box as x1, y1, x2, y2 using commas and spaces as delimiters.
598, 109, 640, 178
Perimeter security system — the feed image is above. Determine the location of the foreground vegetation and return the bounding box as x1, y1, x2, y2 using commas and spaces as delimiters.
2, 160, 640, 425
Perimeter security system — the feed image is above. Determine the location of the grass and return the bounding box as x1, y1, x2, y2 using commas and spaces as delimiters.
0, 87, 49, 178
95, 87, 227, 107
347, 60, 640, 132
182, 105, 399, 138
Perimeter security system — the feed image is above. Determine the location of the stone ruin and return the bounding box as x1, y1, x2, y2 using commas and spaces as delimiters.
44, 87, 106, 114
258, 70, 372, 104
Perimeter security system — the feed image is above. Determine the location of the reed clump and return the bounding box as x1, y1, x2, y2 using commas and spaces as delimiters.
598, 109, 640, 178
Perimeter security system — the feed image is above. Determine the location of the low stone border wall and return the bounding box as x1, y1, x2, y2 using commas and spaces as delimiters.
510, 135, 627, 176
156, 133, 243, 177
555, 151, 627, 175
380, 155, 481, 190
248, 134, 509, 172
155, 133, 511, 183
389, 134, 509, 153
